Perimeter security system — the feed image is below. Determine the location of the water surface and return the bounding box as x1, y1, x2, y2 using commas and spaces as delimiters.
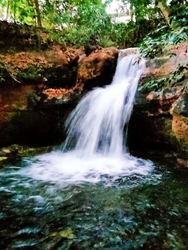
1, 153, 188, 250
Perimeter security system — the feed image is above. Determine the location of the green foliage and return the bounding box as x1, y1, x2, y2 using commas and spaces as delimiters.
140, 26, 188, 58
168, 0, 188, 28
0, 0, 160, 48
139, 78, 167, 92
17, 66, 43, 82
8, 0, 35, 25
140, 1, 188, 58
139, 63, 188, 92
0, 0, 187, 48
0, 0, 7, 18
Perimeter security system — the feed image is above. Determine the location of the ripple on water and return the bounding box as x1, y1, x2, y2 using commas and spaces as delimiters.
17, 151, 161, 188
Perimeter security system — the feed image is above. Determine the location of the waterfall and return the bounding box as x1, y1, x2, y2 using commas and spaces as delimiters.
62, 50, 145, 156
19, 49, 156, 187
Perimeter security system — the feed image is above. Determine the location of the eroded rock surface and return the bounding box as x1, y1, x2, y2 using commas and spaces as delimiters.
0, 43, 118, 147
1, 21, 188, 164
77, 47, 118, 90
128, 42, 188, 162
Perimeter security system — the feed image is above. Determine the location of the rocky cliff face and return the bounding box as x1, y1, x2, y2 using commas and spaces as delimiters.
0, 22, 118, 147
1, 21, 188, 165
128, 42, 188, 165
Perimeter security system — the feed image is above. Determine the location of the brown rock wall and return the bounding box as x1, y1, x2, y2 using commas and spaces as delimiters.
0, 46, 118, 147
129, 42, 188, 162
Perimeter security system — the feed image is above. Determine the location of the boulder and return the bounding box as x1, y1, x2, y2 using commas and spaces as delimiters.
76, 47, 118, 90
128, 42, 188, 163
1, 21, 188, 166
0, 46, 118, 147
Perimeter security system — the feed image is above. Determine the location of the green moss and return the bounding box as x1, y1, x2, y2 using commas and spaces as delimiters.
17, 65, 43, 82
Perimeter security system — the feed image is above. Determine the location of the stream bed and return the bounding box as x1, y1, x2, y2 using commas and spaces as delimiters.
0, 151, 188, 250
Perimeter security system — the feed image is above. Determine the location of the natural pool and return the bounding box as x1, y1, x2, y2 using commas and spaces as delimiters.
1, 51, 187, 249
1, 151, 188, 250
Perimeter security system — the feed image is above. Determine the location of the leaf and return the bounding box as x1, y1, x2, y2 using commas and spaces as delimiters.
51, 229, 75, 239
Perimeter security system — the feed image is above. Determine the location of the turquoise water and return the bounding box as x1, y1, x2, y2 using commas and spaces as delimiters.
1, 154, 188, 250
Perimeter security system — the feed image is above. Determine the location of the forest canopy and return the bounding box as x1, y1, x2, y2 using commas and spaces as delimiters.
0, 0, 187, 48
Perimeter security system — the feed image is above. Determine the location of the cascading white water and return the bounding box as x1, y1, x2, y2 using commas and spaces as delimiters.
18, 49, 159, 187
62, 51, 145, 156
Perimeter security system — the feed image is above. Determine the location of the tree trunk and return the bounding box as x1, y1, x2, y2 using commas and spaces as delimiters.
5, 0, 10, 20
31, 0, 42, 27
157, 1, 170, 27
130, 1, 134, 21
34, 0, 42, 27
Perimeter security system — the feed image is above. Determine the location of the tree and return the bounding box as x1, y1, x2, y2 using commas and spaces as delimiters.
0, 0, 186, 48
6, 0, 10, 20
31, 0, 42, 27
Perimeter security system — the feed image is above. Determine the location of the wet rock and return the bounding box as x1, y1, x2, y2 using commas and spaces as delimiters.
177, 158, 188, 168
129, 42, 188, 160
0, 144, 22, 164
0, 48, 83, 87
0, 21, 188, 161
171, 92, 188, 117
143, 42, 188, 79
0, 41, 119, 147
77, 47, 119, 90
